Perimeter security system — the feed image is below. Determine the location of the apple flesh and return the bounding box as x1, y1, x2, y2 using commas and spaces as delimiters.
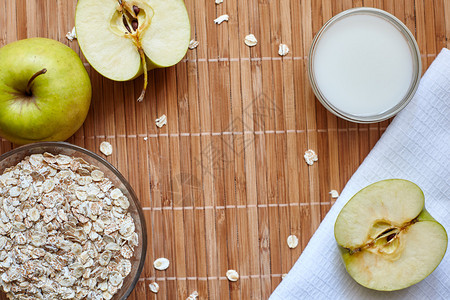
75, 0, 190, 101
334, 179, 447, 291
0, 38, 92, 145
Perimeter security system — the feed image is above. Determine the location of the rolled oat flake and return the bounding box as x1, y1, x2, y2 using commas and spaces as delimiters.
149, 281, 160, 293
154, 257, 170, 270
100, 141, 113, 156
226, 269, 239, 281
287, 234, 299, 249
244, 34, 257, 47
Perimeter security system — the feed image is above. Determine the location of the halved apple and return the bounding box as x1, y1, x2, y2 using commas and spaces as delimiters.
75, 0, 190, 101
335, 179, 447, 291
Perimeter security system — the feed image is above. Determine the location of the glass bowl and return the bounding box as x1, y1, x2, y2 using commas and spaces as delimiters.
0, 141, 147, 300
308, 7, 422, 123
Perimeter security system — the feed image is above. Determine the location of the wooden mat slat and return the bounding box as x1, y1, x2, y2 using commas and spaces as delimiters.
1, 1, 449, 299
188, 0, 211, 297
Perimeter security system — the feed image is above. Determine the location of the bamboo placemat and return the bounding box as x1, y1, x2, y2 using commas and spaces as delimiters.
0, 0, 449, 299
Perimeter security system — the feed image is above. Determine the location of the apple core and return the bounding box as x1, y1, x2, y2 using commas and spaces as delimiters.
352, 220, 417, 260
110, 1, 153, 36
113, 0, 154, 102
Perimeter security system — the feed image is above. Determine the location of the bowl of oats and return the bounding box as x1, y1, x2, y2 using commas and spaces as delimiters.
0, 142, 147, 300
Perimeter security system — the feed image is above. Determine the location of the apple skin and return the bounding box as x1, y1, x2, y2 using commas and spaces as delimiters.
0, 38, 92, 145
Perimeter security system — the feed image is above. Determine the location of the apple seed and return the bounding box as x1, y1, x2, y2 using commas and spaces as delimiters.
377, 227, 396, 239
386, 233, 397, 243
133, 5, 140, 16
132, 19, 139, 31
122, 15, 132, 33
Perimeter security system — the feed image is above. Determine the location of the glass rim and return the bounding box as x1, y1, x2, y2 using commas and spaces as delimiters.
307, 7, 422, 123
0, 141, 147, 300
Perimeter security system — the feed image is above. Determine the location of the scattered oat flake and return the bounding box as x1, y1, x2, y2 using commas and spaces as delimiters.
278, 43, 289, 56
304, 149, 318, 165
244, 34, 257, 47
149, 282, 159, 293
215, 0, 223, 4
155, 114, 167, 128
144, 137, 148, 141
188, 39, 199, 50
330, 190, 340, 198
100, 141, 113, 156
282, 273, 288, 280
226, 269, 239, 282
154, 257, 170, 270
186, 291, 199, 300
66, 27, 77, 41
287, 235, 299, 249
214, 14, 229, 24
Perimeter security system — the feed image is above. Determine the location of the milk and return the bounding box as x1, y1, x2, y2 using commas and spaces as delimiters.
312, 14, 414, 117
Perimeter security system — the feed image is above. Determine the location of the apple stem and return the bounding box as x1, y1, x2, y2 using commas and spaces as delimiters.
25, 68, 47, 96
137, 48, 148, 102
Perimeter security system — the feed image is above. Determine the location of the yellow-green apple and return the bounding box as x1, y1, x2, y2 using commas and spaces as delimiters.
75, 0, 190, 102
0, 38, 92, 145
334, 179, 447, 291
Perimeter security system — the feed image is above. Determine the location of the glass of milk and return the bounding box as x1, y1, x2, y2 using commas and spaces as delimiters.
308, 7, 421, 123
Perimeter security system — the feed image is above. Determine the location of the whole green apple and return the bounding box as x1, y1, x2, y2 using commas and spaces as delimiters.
0, 38, 92, 144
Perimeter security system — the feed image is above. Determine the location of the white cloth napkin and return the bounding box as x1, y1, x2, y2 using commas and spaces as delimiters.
270, 48, 450, 300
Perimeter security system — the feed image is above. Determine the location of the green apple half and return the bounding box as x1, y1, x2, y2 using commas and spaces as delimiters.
0, 38, 92, 145
334, 179, 447, 291
75, 0, 190, 101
